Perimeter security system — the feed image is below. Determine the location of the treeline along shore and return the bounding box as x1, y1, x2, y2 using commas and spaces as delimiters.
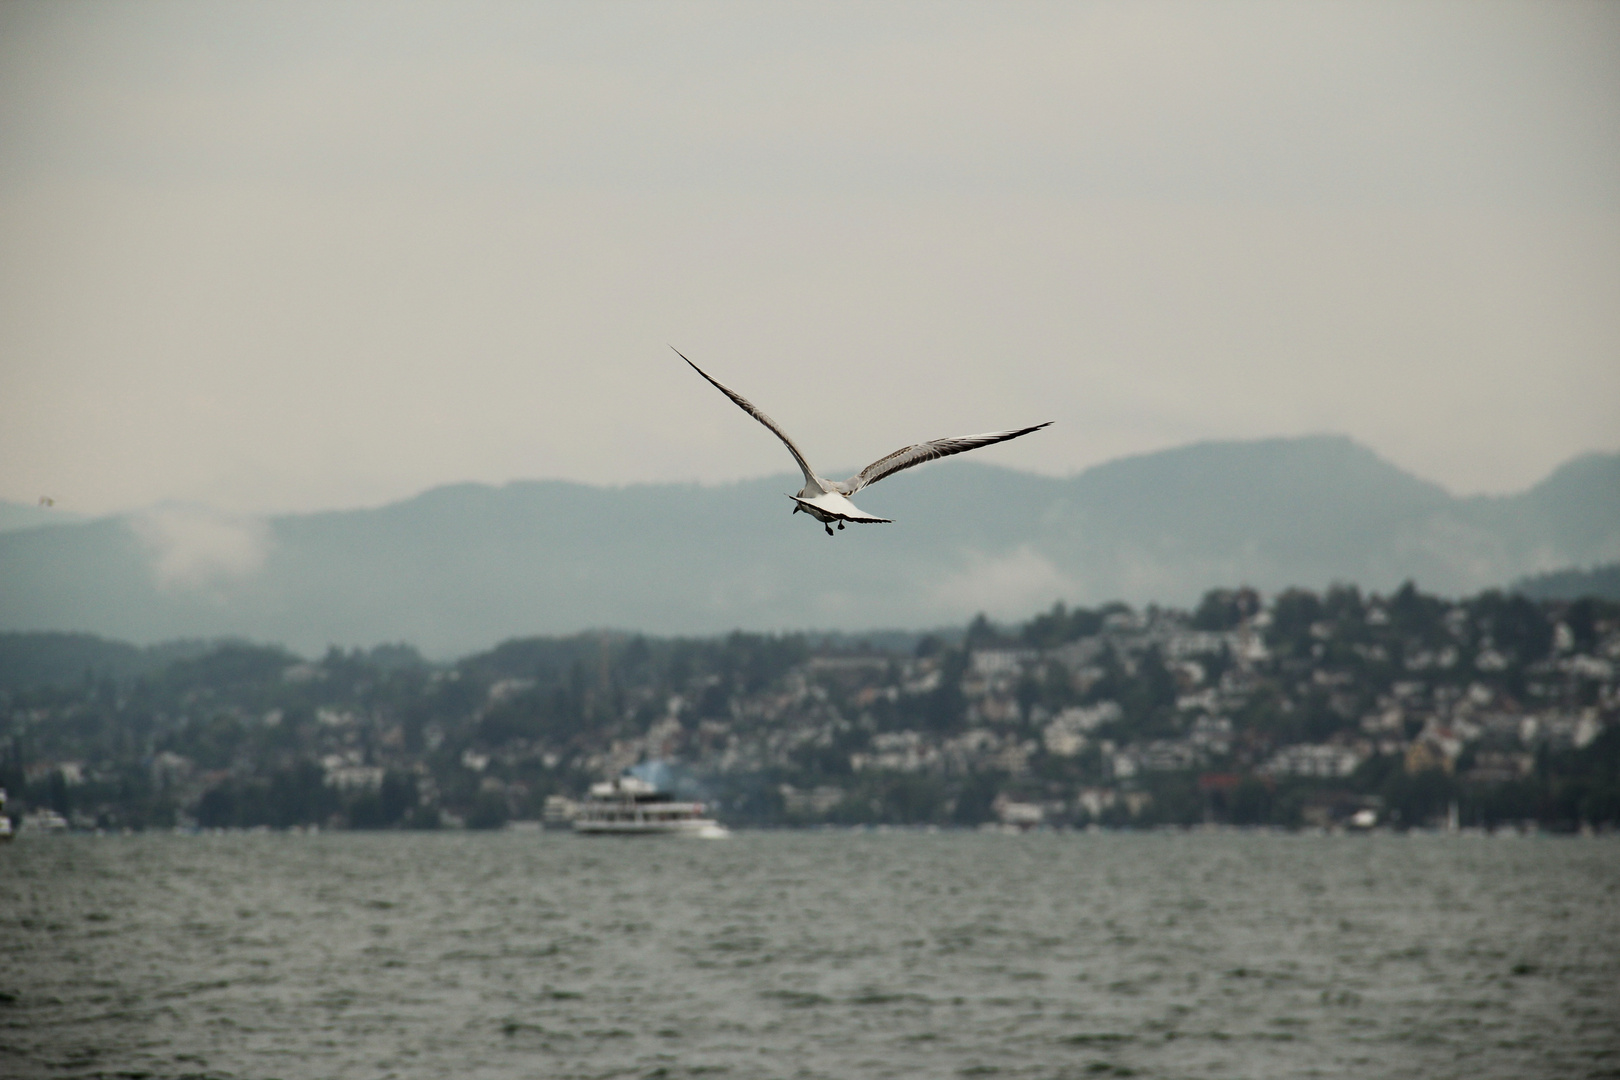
2, 582, 1617, 833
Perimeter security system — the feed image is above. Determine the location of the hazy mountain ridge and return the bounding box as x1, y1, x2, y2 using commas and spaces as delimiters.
1513, 562, 1620, 603
0, 632, 218, 691
0, 501, 87, 533
1, 435, 1615, 656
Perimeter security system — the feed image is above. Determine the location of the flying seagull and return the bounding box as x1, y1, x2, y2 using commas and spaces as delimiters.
676, 348, 1051, 536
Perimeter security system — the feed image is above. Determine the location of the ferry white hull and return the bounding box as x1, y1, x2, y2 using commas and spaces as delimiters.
573, 817, 728, 838
569, 775, 728, 837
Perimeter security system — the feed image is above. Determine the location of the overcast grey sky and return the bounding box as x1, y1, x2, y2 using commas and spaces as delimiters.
2, 0, 1616, 516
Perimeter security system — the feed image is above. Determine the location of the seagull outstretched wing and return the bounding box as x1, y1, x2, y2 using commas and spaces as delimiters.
675, 348, 820, 490
836, 423, 1052, 496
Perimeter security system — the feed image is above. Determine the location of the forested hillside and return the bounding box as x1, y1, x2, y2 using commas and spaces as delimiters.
4, 583, 1616, 833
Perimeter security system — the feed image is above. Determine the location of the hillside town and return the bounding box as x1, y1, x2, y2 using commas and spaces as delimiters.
2, 582, 1616, 834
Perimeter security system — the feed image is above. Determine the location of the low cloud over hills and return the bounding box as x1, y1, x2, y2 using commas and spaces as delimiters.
2, 436, 1616, 656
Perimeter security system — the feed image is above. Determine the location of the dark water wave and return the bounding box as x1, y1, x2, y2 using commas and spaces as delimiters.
2, 832, 1616, 1079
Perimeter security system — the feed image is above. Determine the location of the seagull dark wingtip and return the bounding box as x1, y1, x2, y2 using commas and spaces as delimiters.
671, 346, 710, 380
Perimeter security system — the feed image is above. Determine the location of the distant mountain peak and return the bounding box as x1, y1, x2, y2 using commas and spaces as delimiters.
1, 435, 1614, 656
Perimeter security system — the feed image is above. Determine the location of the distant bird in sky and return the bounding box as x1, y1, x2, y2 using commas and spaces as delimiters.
38, 496, 54, 507
676, 348, 1051, 536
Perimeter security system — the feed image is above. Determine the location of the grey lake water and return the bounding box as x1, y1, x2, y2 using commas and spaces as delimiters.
2, 830, 1617, 1080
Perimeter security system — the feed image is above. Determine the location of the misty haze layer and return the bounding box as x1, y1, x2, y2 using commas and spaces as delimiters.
1, 436, 1615, 657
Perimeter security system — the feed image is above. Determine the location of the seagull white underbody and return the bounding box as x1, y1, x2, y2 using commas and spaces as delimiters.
676, 348, 1051, 537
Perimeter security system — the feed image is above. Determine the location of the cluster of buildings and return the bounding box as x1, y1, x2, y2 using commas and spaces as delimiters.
652, 594, 1614, 828
2, 584, 1616, 831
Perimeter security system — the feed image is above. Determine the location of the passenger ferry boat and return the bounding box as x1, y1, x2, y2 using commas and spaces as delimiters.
572, 775, 727, 837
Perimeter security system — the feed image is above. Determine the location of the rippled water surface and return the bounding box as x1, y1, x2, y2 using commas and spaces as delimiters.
2, 830, 1617, 1079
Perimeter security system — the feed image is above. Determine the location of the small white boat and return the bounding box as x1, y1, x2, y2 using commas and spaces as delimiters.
21, 808, 69, 833
0, 789, 12, 843
572, 775, 727, 838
